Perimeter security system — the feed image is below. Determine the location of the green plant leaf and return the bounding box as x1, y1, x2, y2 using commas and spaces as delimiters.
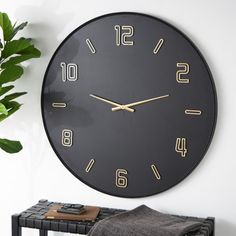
19, 37, 32, 42
1, 47, 41, 68
10, 22, 28, 40
0, 101, 21, 122
0, 102, 8, 115
20, 45, 41, 55
0, 138, 22, 153
0, 92, 27, 103
0, 85, 14, 97
0, 13, 41, 155
0, 65, 23, 85
0, 12, 13, 41
1, 38, 32, 59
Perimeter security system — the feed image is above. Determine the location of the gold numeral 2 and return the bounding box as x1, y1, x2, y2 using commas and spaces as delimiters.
116, 169, 128, 188
176, 63, 190, 83
175, 138, 187, 157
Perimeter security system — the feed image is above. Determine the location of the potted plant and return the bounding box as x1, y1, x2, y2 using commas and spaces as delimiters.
0, 12, 41, 153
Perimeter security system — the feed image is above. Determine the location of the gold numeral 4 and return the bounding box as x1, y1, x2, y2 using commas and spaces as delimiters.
116, 169, 128, 188
175, 138, 187, 157
176, 63, 190, 83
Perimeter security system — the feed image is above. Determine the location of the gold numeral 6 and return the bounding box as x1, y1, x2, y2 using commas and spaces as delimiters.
116, 169, 128, 188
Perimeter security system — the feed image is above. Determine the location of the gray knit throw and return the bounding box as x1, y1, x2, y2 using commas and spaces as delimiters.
88, 205, 202, 236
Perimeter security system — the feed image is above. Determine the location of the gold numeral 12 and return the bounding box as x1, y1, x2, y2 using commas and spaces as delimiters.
114, 25, 134, 46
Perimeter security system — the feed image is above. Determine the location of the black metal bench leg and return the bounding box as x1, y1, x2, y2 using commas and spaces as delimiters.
12, 214, 22, 236
39, 230, 48, 236
207, 217, 215, 236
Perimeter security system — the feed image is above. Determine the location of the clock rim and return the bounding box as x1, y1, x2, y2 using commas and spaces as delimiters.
41, 12, 218, 198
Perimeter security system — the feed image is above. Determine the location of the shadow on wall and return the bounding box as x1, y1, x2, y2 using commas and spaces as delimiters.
14, 0, 73, 54
9, 0, 76, 205
217, 219, 236, 236
13, 2, 79, 236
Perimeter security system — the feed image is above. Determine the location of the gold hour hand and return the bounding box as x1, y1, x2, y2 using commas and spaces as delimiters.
89, 94, 135, 112
112, 94, 169, 111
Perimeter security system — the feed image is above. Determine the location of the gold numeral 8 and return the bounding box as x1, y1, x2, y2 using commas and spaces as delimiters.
62, 129, 73, 147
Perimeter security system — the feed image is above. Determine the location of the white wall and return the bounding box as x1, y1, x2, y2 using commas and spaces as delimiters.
1, 0, 236, 235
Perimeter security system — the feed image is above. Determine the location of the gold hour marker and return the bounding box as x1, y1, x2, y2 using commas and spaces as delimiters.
151, 164, 161, 180
86, 38, 96, 54
153, 38, 164, 54
185, 109, 202, 116
85, 159, 95, 172
52, 103, 67, 108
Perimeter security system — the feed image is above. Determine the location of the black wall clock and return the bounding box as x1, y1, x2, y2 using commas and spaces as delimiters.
41, 12, 217, 198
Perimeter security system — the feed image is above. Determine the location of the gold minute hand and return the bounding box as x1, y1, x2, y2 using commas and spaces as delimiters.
112, 94, 169, 111
89, 94, 135, 112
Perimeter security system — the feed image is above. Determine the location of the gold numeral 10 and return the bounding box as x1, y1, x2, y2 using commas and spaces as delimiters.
116, 169, 128, 188
114, 25, 134, 46
175, 138, 187, 157
176, 63, 190, 83
61, 62, 78, 82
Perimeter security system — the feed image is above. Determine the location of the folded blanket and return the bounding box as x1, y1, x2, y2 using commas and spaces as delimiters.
88, 205, 203, 236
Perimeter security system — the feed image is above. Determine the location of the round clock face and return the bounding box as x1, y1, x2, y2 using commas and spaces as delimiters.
42, 13, 217, 197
